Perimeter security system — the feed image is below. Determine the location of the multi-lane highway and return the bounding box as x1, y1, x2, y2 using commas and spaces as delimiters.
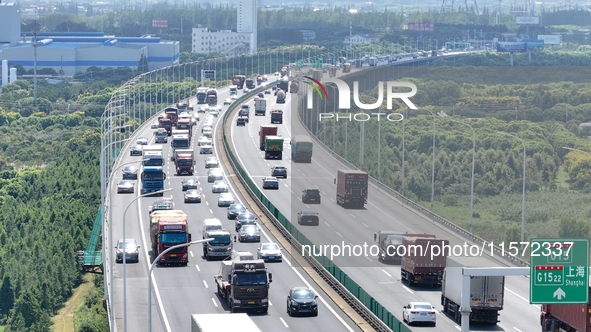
228, 81, 541, 331
109, 83, 363, 331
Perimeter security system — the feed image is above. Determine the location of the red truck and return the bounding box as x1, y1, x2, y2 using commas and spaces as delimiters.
259, 125, 278, 150
541, 288, 591, 332
401, 236, 449, 287
164, 107, 179, 126
206, 89, 218, 106
174, 149, 195, 175
158, 115, 172, 135
336, 170, 368, 208
150, 210, 191, 265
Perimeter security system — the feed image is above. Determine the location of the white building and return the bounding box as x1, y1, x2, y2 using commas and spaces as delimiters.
0, 3, 20, 46
192, 0, 257, 55
343, 34, 380, 46
300, 30, 316, 42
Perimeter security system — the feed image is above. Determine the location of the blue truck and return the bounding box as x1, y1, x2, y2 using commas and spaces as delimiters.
141, 166, 166, 196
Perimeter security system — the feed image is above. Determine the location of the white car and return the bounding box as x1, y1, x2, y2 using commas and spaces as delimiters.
402, 302, 436, 327
150, 121, 158, 129
257, 242, 282, 262
136, 136, 149, 145
230, 94, 238, 100
223, 98, 232, 105
205, 156, 219, 168
197, 136, 211, 146
208, 108, 219, 117
199, 142, 213, 154
202, 126, 213, 138
217, 192, 235, 207
212, 179, 229, 193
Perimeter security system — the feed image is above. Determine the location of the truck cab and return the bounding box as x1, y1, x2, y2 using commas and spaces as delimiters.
203, 229, 234, 260
215, 259, 272, 313
141, 166, 166, 196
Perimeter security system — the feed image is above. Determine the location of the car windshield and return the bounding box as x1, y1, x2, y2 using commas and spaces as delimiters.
210, 234, 231, 245
292, 289, 314, 299
414, 304, 432, 310
239, 214, 255, 221
160, 233, 187, 243
241, 225, 257, 234
233, 272, 267, 286
123, 166, 135, 172
220, 193, 232, 199
118, 241, 136, 249
261, 244, 279, 251
214, 180, 226, 186
120, 181, 132, 185
186, 190, 199, 195
230, 205, 245, 212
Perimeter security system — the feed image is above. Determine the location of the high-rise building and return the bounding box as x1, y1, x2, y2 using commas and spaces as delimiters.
193, 0, 257, 55
237, 0, 257, 54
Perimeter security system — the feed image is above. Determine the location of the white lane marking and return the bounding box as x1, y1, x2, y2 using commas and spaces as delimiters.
211, 298, 218, 307
382, 269, 392, 277
189, 251, 194, 258
209, 209, 213, 214
269, 300, 273, 306
506, 287, 537, 306
325, 222, 330, 227
203, 280, 208, 288
514, 328, 523, 332
279, 317, 289, 328
455, 326, 460, 330
349, 214, 355, 218
402, 285, 414, 294
365, 256, 372, 262
362, 222, 368, 228
290, 266, 355, 332
195, 264, 200, 272
335, 231, 343, 237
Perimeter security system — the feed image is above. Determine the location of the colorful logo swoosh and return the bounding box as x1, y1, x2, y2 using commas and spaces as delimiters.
304, 76, 328, 100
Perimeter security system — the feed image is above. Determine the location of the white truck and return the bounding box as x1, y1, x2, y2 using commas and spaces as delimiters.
254, 98, 267, 116
142, 145, 164, 167
441, 256, 505, 325
191, 313, 261, 332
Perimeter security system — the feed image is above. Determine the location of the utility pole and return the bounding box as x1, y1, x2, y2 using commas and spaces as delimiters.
33, 19, 38, 102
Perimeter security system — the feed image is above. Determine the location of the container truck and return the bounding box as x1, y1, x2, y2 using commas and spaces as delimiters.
143, 145, 164, 166
191, 313, 261, 332
206, 89, 217, 106
441, 256, 505, 324
150, 210, 191, 265
369, 56, 378, 66
336, 170, 368, 208
148, 197, 174, 215
278, 77, 289, 93
174, 149, 195, 175
141, 166, 166, 196
276, 90, 286, 104
540, 287, 591, 332
170, 130, 190, 161
280, 65, 288, 77
232, 75, 246, 89
245, 78, 255, 89
229, 86, 237, 95
158, 116, 172, 136
254, 99, 267, 116
259, 125, 278, 150
197, 87, 208, 104
164, 107, 179, 126
264, 135, 284, 160
291, 135, 313, 163
214, 259, 272, 313
176, 116, 192, 137
373, 231, 435, 263
270, 110, 283, 124
401, 236, 449, 286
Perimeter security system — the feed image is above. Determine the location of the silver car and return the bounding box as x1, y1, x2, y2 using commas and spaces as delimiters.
207, 168, 223, 183
217, 192, 234, 207
212, 179, 229, 193
257, 243, 282, 262
205, 157, 219, 168
116, 239, 140, 263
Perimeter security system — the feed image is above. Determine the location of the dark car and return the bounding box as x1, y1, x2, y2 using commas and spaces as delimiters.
287, 287, 318, 316
297, 210, 319, 226
302, 189, 321, 204
262, 177, 279, 189
238, 224, 261, 242
122, 165, 138, 180
258, 92, 264, 98
116, 239, 140, 263
227, 203, 247, 220
181, 178, 198, 191
264, 90, 271, 94
129, 145, 143, 156
235, 212, 257, 231
271, 165, 287, 178
236, 117, 247, 126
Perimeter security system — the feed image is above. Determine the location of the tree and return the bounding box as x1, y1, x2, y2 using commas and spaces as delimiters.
559, 217, 591, 239
504, 223, 521, 243
0, 273, 15, 318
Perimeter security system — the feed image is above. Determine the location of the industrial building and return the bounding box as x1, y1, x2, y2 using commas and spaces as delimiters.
192, 0, 257, 55
0, 3, 179, 79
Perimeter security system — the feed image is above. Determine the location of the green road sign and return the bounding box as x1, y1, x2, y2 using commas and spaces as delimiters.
296, 60, 304, 68
530, 238, 589, 304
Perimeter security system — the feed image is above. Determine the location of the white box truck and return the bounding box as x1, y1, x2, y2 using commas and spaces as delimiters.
191, 313, 261, 332
254, 99, 267, 116
441, 256, 505, 325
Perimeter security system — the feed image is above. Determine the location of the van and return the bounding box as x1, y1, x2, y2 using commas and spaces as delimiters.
202, 218, 223, 239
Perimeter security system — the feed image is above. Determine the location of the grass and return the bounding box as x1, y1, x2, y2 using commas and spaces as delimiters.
51, 273, 94, 332
555, 165, 571, 190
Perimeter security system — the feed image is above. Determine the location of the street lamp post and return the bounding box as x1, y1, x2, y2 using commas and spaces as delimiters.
498, 132, 526, 244
148, 239, 214, 332
122, 188, 172, 332
562, 146, 591, 158
451, 119, 476, 233
420, 110, 437, 211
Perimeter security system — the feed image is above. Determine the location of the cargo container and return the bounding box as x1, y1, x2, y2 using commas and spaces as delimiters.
441, 256, 505, 324
191, 313, 261, 332
291, 135, 313, 163
264, 135, 284, 160
336, 170, 368, 208
401, 236, 449, 286
259, 125, 278, 150
541, 286, 591, 332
